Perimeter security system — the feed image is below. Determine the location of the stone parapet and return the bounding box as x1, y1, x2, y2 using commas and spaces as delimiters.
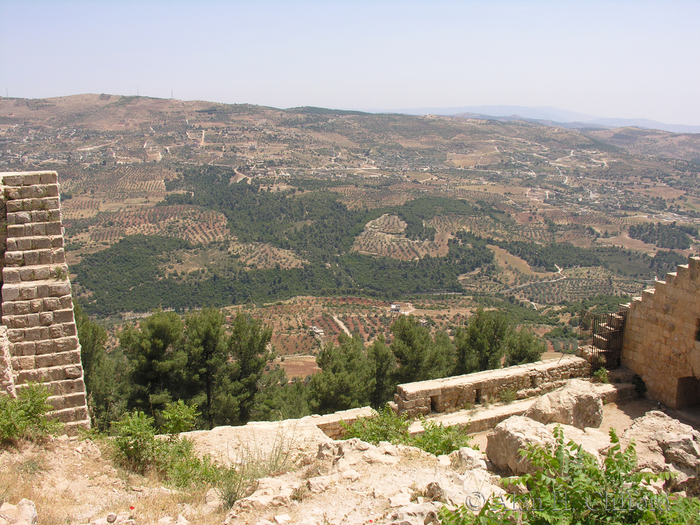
394, 355, 591, 417
303, 407, 375, 439
0, 171, 89, 432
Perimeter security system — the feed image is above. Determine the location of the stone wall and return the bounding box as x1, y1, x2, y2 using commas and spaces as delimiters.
394, 355, 591, 417
0, 171, 89, 432
621, 256, 700, 409
304, 407, 375, 439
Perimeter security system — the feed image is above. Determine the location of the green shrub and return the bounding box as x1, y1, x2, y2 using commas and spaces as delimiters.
341, 405, 474, 456
112, 404, 295, 498
413, 419, 475, 456
439, 427, 700, 524
341, 405, 411, 445
499, 388, 517, 404
112, 410, 161, 474
0, 383, 62, 444
593, 367, 609, 384
161, 400, 199, 434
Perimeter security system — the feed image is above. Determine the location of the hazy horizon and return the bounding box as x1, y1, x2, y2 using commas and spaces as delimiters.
2, 0, 699, 126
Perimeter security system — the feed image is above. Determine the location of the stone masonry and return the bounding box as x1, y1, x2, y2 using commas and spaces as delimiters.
0, 171, 90, 432
622, 256, 700, 409
394, 355, 591, 417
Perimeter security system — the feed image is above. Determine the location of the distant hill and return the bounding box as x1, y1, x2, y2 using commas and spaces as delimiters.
373, 105, 700, 134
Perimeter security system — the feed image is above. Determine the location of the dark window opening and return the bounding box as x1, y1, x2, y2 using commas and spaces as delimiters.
430, 395, 439, 413
676, 376, 700, 408
474, 389, 482, 404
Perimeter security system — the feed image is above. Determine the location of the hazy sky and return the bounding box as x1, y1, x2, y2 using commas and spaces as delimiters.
1, 0, 699, 124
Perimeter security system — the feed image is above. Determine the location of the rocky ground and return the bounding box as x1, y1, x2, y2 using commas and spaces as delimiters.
1, 381, 699, 525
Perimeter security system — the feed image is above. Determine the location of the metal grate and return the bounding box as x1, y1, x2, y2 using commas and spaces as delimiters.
578, 306, 628, 369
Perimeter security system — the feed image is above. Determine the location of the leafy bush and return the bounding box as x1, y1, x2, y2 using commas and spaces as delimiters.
112, 410, 161, 474
439, 427, 700, 524
341, 405, 474, 456
413, 419, 475, 456
0, 383, 62, 444
111, 403, 296, 500
341, 405, 410, 445
499, 388, 517, 404
593, 367, 609, 384
161, 400, 199, 434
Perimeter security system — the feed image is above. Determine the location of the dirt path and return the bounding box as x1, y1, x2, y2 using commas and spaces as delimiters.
333, 315, 351, 337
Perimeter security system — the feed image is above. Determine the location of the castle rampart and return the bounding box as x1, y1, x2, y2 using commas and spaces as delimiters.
0, 171, 89, 432
394, 354, 591, 417
622, 256, 700, 409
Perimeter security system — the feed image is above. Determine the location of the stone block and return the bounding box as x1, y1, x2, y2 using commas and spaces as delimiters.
40, 172, 58, 184
29, 223, 46, 236
3, 268, 20, 283
42, 297, 60, 311
2, 174, 23, 186
5, 200, 21, 212
49, 282, 71, 297
59, 295, 73, 309
16, 238, 31, 251
7, 329, 25, 343
25, 251, 42, 266
2, 286, 20, 303
35, 340, 55, 355
54, 336, 78, 352
49, 379, 86, 396
19, 173, 42, 186
8, 211, 31, 224
24, 327, 44, 341
43, 197, 60, 210
53, 309, 74, 324
18, 286, 38, 300
39, 312, 53, 325
48, 325, 64, 339
51, 236, 63, 248
7, 315, 28, 328
11, 356, 35, 370
31, 237, 52, 250
6, 224, 25, 237
4, 251, 23, 266
14, 342, 36, 357
16, 368, 46, 383
48, 392, 86, 411
1, 302, 14, 316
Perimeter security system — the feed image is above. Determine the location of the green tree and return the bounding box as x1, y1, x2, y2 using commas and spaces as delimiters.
367, 336, 397, 407
76, 304, 129, 429
390, 315, 455, 384
504, 327, 545, 367
308, 334, 374, 414
120, 310, 185, 416
454, 309, 510, 375
215, 312, 274, 425
181, 308, 227, 429
390, 315, 434, 384
75, 303, 108, 394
